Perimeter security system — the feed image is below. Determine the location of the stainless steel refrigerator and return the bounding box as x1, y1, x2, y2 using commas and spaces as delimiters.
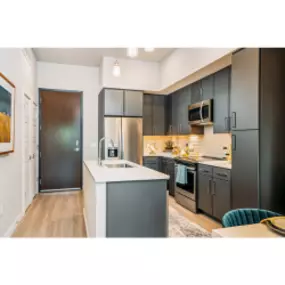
103, 117, 143, 165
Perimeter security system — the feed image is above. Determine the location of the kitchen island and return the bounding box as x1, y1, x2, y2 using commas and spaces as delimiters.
83, 159, 169, 237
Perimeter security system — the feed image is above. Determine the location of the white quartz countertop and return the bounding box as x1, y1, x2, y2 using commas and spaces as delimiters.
84, 159, 170, 183
144, 152, 176, 158
199, 160, 232, 169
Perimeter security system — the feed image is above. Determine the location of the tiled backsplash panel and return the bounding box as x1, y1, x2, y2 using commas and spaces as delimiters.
143, 126, 231, 158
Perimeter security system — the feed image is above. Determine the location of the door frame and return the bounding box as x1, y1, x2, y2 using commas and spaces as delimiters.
38, 88, 84, 193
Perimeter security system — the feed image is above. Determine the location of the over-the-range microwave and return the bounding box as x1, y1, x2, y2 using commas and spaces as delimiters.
188, 99, 213, 126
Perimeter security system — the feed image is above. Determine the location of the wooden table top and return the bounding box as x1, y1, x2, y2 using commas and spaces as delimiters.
212, 223, 282, 238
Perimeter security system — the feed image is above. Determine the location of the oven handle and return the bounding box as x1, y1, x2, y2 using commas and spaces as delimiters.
175, 164, 196, 172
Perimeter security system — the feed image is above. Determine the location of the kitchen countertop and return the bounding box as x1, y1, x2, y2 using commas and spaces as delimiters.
84, 159, 170, 183
144, 153, 232, 169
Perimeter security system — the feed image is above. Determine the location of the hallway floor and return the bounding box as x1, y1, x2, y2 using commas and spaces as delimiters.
12, 192, 220, 237
13, 191, 86, 237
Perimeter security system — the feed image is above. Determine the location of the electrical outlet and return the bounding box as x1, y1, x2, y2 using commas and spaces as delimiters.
0, 204, 3, 217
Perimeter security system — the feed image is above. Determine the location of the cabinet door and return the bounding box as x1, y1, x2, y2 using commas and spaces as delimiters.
212, 178, 231, 220
213, 67, 231, 133
165, 95, 172, 135
198, 174, 212, 215
104, 89, 124, 116
201, 75, 214, 100
153, 95, 165, 135
171, 92, 179, 134
124, 90, 143, 116
143, 95, 153, 135
191, 81, 202, 104
178, 87, 191, 134
231, 48, 259, 130
232, 130, 259, 209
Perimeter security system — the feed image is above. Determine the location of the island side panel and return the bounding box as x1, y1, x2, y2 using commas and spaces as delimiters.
106, 180, 168, 237
83, 164, 107, 237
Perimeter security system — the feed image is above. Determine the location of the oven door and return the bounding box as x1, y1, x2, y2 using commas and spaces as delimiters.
175, 165, 196, 201
188, 102, 202, 125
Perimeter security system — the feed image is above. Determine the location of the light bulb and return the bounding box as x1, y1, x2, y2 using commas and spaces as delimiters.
144, 48, 155, 52
127, 48, 138, 57
113, 61, 120, 77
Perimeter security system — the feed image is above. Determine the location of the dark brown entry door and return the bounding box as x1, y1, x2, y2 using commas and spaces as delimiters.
39, 89, 82, 191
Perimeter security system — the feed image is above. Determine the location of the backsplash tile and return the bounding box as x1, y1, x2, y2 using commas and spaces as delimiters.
143, 126, 231, 158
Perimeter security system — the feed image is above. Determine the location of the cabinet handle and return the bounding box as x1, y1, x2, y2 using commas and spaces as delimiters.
208, 179, 211, 194
232, 134, 236, 151
231, 112, 236, 128
212, 180, 216, 195
179, 124, 182, 134
169, 125, 172, 135
153, 126, 156, 135
201, 169, 209, 173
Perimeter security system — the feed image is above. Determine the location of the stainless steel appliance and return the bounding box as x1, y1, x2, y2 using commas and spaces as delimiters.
103, 117, 143, 164
188, 99, 213, 126
174, 157, 197, 213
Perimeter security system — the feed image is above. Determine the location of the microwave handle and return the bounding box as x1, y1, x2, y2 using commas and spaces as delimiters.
200, 101, 204, 122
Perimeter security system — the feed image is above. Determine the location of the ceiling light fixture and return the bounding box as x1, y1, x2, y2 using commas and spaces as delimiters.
113, 60, 121, 77
144, 48, 155, 52
127, 48, 138, 58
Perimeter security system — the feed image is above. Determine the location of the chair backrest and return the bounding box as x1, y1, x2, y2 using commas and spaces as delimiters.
222, 208, 281, 228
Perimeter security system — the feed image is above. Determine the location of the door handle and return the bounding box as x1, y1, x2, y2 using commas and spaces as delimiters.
232, 134, 236, 151
231, 112, 236, 128
208, 179, 211, 194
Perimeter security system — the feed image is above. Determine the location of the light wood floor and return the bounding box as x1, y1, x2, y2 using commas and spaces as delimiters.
12, 192, 220, 237
12, 191, 86, 238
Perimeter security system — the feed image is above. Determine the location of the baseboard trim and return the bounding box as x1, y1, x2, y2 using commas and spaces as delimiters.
4, 212, 24, 237
83, 207, 89, 237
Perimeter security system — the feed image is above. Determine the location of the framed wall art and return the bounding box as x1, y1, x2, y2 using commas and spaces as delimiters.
0, 72, 15, 155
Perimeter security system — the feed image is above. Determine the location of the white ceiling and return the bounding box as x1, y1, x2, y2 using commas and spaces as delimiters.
33, 48, 175, 67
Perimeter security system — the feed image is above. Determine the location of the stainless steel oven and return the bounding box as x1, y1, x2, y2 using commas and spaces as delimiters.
188, 99, 213, 126
174, 160, 197, 213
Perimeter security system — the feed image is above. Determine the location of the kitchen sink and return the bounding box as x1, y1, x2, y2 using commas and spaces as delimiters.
104, 163, 134, 168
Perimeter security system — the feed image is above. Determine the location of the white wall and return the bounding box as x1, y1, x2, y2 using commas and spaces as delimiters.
0, 48, 37, 237
160, 48, 235, 90
37, 62, 100, 160
100, 56, 160, 91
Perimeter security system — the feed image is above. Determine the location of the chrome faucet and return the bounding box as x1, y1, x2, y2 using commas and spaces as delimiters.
98, 137, 115, 166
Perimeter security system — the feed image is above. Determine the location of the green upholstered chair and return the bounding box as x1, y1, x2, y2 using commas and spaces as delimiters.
222, 208, 281, 228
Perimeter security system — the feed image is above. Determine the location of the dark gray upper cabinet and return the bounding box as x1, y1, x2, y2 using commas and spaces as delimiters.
143, 94, 165, 136
198, 173, 212, 215
178, 87, 191, 134
153, 95, 165, 135
201, 75, 214, 100
212, 177, 231, 221
124, 90, 143, 117
231, 130, 259, 209
213, 67, 231, 133
143, 95, 153, 135
104, 89, 124, 116
171, 92, 179, 134
231, 48, 259, 130
191, 81, 202, 104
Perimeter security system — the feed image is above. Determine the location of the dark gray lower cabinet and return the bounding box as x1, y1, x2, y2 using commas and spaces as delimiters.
198, 164, 231, 221
212, 178, 231, 221
143, 156, 161, 171
198, 173, 212, 215
231, 130, 259, 209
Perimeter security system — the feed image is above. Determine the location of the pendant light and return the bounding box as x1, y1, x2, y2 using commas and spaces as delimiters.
113, 60, 121, 77
127, 48, 138, 58
144, 48, 155, 52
